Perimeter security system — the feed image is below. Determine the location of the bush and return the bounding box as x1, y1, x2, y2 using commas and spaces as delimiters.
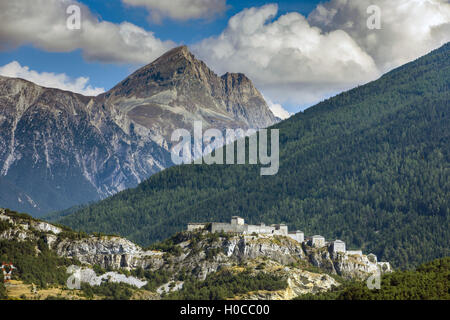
81, 282, 134, 300
0, 239, 74, 289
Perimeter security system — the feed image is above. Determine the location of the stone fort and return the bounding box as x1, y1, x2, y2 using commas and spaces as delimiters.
187, 216, 352, 252
188, 216, 305, 243
187, 217, 389, 266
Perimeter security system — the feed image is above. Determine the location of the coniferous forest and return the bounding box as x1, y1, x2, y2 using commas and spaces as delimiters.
296, 257, 450, 300
54, 43, 450, 270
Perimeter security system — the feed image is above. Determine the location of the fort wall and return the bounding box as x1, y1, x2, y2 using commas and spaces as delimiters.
186, 217, 382, 264
187, 223, 208, 232
211, 222, 247, 233
288, 231, 305, 243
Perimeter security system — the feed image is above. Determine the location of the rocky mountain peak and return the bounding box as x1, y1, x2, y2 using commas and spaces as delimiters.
138, 45, 198, 76
102, 45, 277, 142
0, 46, 276, 215
105, 45, 214, 99
221, 72, 262, 97
156, 45, 192, 61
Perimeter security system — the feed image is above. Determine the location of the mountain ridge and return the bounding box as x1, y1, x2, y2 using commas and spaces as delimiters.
0, 207, 391, 300
0, 46, 276, 216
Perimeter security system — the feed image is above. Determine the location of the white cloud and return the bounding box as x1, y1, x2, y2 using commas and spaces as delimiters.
122, 0, 227, 22
0, 0, 175, 64
193, 1, 450, 110
1, 0, 448, 112
308, 0, 450, 72
193, 4, 380, 108
0, 61, 105, 96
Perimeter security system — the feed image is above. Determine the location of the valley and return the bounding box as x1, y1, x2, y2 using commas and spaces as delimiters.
0, 8, 448, 302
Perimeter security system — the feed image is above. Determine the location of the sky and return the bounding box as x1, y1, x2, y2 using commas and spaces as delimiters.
0, 0, 449, 118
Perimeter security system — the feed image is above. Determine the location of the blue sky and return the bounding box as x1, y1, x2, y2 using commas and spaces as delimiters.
0, 0, 448, 115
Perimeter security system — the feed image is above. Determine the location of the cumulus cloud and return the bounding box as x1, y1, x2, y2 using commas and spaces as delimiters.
193, 1, 450, 109
308, 0, 450, 72
122, 0, 227, 23
193, 4, 380, 107
0, 0, 175, 64
1, 0, 448, 112
0, 61, 105, 96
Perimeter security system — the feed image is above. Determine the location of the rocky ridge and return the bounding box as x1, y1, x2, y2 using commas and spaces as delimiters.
0, 209, 391, 300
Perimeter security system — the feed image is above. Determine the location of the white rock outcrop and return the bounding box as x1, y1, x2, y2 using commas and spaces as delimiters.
67, 267, 147, 288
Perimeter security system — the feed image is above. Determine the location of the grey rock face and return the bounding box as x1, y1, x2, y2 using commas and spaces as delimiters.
0, 47, 276, 216
224, 236, 305, 264
0, 208, 163, 270
147, 233, 391, 282
0, 76, 170, 216
55, 236, 162, 270
304, 244, 392, 279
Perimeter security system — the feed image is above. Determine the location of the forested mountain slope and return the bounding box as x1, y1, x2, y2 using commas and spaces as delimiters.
296, 257, 450, 300
56, 43, 450, 269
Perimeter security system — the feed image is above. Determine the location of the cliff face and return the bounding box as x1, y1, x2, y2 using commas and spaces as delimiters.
231, 261, 340, 300
0, 209, 391, 300
0, 76, 171, 216
0, 46, 276, 216
157, 233, 391, 282
55, 237, 163, 271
